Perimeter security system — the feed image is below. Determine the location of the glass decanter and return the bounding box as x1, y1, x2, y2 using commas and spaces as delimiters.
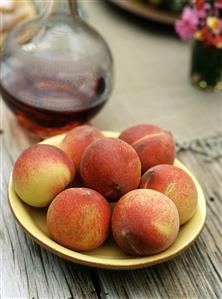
0, 0, 113, 137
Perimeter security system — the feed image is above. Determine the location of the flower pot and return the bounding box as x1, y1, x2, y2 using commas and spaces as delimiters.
190, 40, 222, 91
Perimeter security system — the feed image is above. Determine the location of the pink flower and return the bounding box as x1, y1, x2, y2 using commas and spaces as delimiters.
175, 20, 195, 40
175, 7, 198, 41
182, 7, 199, 25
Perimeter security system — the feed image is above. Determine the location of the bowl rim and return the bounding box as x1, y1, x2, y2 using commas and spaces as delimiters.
8, 131, 207, 269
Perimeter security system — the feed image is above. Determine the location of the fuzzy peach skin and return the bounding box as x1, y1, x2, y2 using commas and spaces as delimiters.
119, 124, 163, 145
60, 125, 104, 173
140, 164, 198, 225
119, 124, 175, 173
12, 144, 75, 207
111, 189, 179, 256
80, 138, 141, 202
47, 188, 111, 251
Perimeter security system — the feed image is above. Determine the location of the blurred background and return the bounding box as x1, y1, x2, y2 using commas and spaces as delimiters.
0, 0, 221, 141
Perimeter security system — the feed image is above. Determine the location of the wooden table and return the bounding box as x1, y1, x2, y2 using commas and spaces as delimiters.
1, 1, 222, 298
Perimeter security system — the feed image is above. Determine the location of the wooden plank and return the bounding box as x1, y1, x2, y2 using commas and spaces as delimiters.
1, 105, 98, 299
1, 110, 222, 298
1, 0, 221, 296
1, 104, 222, 298
96, 150, 222, 299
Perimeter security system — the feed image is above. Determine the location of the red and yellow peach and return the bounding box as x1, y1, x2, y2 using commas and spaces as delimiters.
47, 188, 111, 251
80, 137, 141, 201
119, 124, 175, 173
12, 144, 75, 207
140, 164, 198, 225
112, 189, 179, 256
60, 125, 104, 173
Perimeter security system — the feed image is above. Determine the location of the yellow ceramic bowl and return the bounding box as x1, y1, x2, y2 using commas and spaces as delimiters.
8, 131, 206, 269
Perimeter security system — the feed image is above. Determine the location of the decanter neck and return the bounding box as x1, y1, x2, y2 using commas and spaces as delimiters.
44, 0, 79, 17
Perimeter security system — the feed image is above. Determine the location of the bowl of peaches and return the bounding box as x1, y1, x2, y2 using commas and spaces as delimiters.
8, 124, 206, 269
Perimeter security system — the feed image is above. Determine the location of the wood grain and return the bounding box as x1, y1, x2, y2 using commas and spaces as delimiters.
1, 107, 97, 299
95, 151, 222, 299
1, 103, 222, 298
0, 0, 221, 294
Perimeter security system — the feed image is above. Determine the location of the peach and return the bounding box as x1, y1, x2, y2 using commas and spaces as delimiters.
140, 164, 198, 225
12, 144, 75, 207
80, 138, 141, 201
119, 124, 163, 145
119, 124, 175, 173
112, 189, 179, 256
47, 188, 111, 251
60, 125, 104, 173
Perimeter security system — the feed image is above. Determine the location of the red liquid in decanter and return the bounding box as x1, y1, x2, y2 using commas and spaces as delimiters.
0, 70, 107, 137
0, 6, 113, 137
